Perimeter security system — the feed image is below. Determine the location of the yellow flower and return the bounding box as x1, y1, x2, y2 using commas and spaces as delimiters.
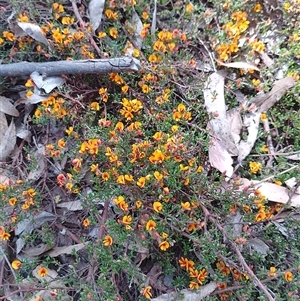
52, 3, 64, 13
142, 286, 152, 299
57, 138, 66, 148
274, 180, 282, 186
252, 79, 261, 87
178, 257, 194, 271
268, 266, 276, 277
136, 200, 142, 208
141, 12, 149, 20
173, 111, 182, 121
142, 84, 150, 94
98, 32, 107, 38
22, 188, 36, 197
153, 201, 163, 212
82, 218, 90, 227
12, 260, 22, 270
171, 125, 179, 133
3, 31, 15, 42
161, 232, 168, 239
249, 162, 262, 174
146, 220, 156, 231
9, 198, 17, 206
284, 271, 293, 282
105, 9, 118, 20
181, 201, 191, 211
253, 3, 262, 12
180, 164, 189, 171
216, 259, 230, 276
222, 1, 229, 10
109, 27, 118, 39
122, 215, 132, 225
260, 113, 267, 121
103, 235, 113, 246
251, 41, 265, 53
185, 3, 194, 13
25, 79, 34, 87
117, 175, 126, 184
137, 177, 147, 188
18, 13, 29, 22
159, 241, 170, 251
66, 126, 73, 135
115, 121, 124, 132
90, 102, 100, 111
37, 266, 48, 277
61, 16, 74, 25
102, 172, 110, 181
197, 269, 208, 284
154, 171, 163, 181
149, 149, 165, 164
261, 145, 268, 152
189, 281, 199, 290
98, 87, 107, 95
121, 85, 129, 93
0, 231, 10, 240
283, 2, 291, 11
153, 40, 167, 52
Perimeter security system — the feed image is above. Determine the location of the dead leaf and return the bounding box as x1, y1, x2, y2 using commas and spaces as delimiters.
227, 109, 242, 144
238, 112, 260, 162
150, 282, 217, 301
56, 200, 83, 211
235, 178, 300, 207
208, 135, 233, 178
131, 9, 143, 50
224, 210, 243, 242
215, 59, 260, 71
22, 243, 53, 257
30, 71, 66, 93
27, 144, 45, 182
285, 177, 300, 194
283, 151, 300, 161
88, 0, 105, 32
45, 243, 85, 257
0, 96, 19, 116
16, 123, 32, 142
253, 181, 300, 207
15, 212, 56, 254
246, 238, 269, 257
0, 168, 15, 185
0, 115, 16, 161
16, 22, 49, 46
249, 77, 295, 113
204, 72, 238, 155
260, 52, 274, 68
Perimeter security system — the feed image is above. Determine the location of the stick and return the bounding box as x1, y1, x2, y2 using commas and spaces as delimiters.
0, 57, 141, 77
200, 204, 276, 301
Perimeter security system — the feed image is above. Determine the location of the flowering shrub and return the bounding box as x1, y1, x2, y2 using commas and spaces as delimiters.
0, 1, 299, 301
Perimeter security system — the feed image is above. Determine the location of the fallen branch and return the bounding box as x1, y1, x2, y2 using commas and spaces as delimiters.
0, 56, 141, 77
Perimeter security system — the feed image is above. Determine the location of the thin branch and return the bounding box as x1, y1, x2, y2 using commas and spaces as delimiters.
86, 200, 110, 282
70, 0, 103, 58
0, 244, 24, 300
200, 204, 276, 301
